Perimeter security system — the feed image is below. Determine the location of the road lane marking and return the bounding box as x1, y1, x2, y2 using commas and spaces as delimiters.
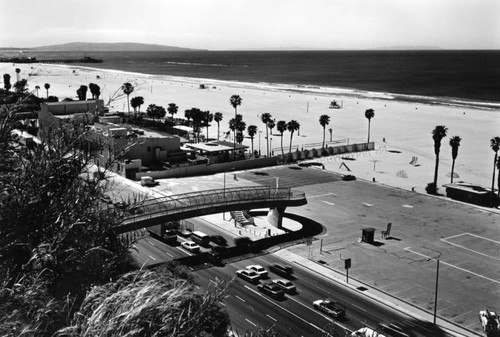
405, 247, 500, 285
210, 279, 217, 285
148, 255, 157, 261
266, 314, 277, 321
244, 286, 349, 334
147, 240, 155, 246
362, 202, 374, 207
322, 201, 335, 206
245, 319, 256, 326
350, 303, 368, 313
235, 295, 246, 302
309, 193, 337, 198
166, 252, 173, 258
402, 204, 413, 208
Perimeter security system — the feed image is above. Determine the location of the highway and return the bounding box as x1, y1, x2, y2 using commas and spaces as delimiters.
132, 234, 440, 336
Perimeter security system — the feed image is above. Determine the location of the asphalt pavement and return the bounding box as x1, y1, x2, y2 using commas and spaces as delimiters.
109, 165, 500, 336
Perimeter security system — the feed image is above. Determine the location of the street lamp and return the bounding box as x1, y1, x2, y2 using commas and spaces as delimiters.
270, 137, 273, 156
427, 257, 440, 325
223, 167, 236, 220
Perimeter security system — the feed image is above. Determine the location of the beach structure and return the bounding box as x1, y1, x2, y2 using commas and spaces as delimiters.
184, 140, 248, 164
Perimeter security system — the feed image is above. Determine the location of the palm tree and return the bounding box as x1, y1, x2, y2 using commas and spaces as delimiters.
214, 112, 223, 140
449, 136, 461, 183
3, 74, 11, 91
496, 156, 500, 200
365, 109, 375, 143
44, 83, 50, 98
35, 85, 40, 97
247, 125, 258, 153
261, 113, 273, 156
287, 120, 300, 154
432, 125, 448, 190
130, 96, 144, 117
121, 82, 134, 116
319, 114, 330, 148
15, 68, 20, 82
277, 120, 287, 157
230, 95, 242, 156
167, 103, 178, 119
204, 111, 213, 140
490, 137, 500, 201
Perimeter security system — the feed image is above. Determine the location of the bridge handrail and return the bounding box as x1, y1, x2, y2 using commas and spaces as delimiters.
122, 186, 305, 225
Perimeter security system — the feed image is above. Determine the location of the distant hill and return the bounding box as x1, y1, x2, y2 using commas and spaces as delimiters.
32, 42, 203, 52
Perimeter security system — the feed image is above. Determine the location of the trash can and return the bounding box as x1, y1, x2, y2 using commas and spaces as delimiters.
362, 227, 375, 244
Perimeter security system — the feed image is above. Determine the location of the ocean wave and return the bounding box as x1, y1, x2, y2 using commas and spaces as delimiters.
163, 61, 236, 67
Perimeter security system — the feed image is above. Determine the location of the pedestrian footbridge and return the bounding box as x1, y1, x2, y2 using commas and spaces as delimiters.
116, 186, 307, 233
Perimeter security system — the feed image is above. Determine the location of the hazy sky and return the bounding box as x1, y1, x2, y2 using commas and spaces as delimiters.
1, 0, 499, 50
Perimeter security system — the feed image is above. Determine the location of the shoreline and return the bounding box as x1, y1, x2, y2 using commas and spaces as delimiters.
34, 63, 500, 112
4, 62, 498, 193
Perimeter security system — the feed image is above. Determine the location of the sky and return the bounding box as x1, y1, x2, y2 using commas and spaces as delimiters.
1, 0, 499, 50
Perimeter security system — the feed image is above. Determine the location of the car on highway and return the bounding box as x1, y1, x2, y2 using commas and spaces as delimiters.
236, 269, 260, 284
180, 241, 200, 253
351, 327, 386, 337
268, 264, 294, 278
271, 279, 296, 294
246, 265, 268, 277
257, 282, 285, 300
313, 298, 346, 319
377, 323, 412, 337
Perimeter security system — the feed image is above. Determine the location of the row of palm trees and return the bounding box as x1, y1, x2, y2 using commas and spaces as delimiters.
119, 83, 500, 201
431, 125, 500, 201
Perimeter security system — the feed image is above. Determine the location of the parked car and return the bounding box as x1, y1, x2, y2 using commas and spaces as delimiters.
236, 269, 260, 284
269, 264, 294, 278
271, 279, 296, 294
313, 298, 346, 319
246, 265, 268, 277
257, 282, 285, 300
342, 174, 356, 181
479, 309, 500, 335
181, 241, 200, 253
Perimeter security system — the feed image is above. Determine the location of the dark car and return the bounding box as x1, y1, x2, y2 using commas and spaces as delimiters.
342, 174, 356, 181
269, 264, 294, 279
257, 282, 285, 300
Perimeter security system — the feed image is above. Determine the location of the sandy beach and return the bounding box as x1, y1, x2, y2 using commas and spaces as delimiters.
3, 62, 499, 194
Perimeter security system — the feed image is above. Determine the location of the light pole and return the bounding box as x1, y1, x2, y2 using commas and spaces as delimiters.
270, 137, 273, 156
428, 258, 440, 325
223, 167, 235, 220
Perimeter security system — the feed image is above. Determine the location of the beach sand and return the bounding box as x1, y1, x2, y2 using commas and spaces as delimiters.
3, 62, 498, 194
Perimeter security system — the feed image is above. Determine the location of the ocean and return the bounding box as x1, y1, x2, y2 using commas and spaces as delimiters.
16, 50, 500, 107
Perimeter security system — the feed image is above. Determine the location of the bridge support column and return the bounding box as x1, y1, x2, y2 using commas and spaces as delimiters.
267, 206, 286, 229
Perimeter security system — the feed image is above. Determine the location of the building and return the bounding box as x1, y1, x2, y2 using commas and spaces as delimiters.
37, 100, 186, 179
38, 99, 105, 140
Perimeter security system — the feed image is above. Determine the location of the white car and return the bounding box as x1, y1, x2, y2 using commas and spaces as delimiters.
236, 269, 260, 284
181, 241, 200, 253
246, 265, 268, 277
272, 279, 296, 293
351, 327, 386, 337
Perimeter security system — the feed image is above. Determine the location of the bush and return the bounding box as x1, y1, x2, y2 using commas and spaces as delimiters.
426, 182, 437, 195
